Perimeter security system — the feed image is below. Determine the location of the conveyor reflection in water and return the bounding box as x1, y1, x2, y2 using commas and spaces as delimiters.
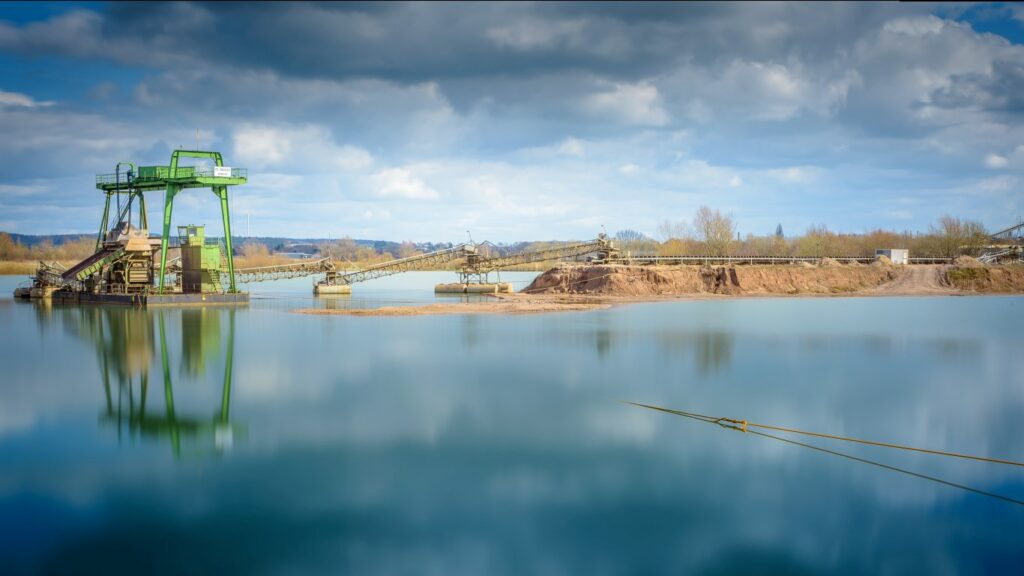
72, 305, 242, 458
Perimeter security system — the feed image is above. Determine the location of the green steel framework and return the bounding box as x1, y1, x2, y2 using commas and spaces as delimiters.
95, 150, 247, 293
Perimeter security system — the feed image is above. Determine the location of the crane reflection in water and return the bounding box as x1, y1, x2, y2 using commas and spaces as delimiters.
64, 305, 242, 458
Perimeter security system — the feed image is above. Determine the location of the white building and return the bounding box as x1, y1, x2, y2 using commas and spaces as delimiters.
875, 248, 909, 265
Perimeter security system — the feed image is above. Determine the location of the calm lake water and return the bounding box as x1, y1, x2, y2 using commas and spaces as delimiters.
1, 273, 1022, 574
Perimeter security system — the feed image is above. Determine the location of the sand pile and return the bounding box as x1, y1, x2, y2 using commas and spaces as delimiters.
872, 255, 892, 267
523, 265, 706, 296
524, 264, 899, 296
737, 265, 897, 294
819, 257, 840, 267
953, 255, 983, 268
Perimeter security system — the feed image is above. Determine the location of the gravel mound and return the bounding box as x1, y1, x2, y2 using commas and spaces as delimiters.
953, 255, 983, 268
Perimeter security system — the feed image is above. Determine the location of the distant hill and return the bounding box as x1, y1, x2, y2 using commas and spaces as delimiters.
2, 232, 579, 256
2, 232, 464, 256
6, 233, 92, 247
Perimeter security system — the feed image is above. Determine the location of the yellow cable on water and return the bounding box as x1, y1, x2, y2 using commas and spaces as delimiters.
626, 402, 1024, 468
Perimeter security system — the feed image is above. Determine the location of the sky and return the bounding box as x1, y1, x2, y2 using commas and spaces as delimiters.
0, 1, 1023, 242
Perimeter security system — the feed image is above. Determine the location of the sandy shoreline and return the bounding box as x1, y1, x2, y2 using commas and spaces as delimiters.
289, 288, 1014, 318
293, 296, 611, 316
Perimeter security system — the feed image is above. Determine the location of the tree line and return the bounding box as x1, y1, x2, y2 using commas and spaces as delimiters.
616, 208, 992, 259
0, 233, 95, 262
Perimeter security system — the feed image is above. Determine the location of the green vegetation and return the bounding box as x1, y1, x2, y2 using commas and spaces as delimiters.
946, 266, 989, 288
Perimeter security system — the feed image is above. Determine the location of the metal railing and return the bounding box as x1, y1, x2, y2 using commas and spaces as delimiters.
96, 167, 247, 185
617, 255, 955, 265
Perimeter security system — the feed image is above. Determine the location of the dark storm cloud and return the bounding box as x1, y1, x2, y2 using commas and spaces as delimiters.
932, 59, 1024, 114
4, 2, 921, 82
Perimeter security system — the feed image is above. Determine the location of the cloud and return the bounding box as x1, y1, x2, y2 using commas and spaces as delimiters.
557, 138, 585, 157
336, 146, 374, 171
985, 154, 1008, 169
0, 90, 52, 108
232, 124, 374, 175
370, 168, 439, 200
0, 3, 1023, 239
0, 183, 48, 196
486, 18, 586, 51
763, 166, 821, 184
977, 175, 1017, 192
233, 126, 292, 167
583, 82, 669, 126
882, 15, 946, 37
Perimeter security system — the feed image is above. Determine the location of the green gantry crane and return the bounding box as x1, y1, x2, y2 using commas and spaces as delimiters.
95, 150, 247, 293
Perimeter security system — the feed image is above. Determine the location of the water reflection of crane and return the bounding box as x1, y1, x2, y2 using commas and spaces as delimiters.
82, 307, 241, 458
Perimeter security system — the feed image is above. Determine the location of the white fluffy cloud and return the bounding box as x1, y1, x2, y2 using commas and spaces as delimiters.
370, 168, 439, 201
0, 89, 52, 108
583, 82, 670, 126
232, 124, 373, 174
985, 154, 1008, 169
233, 126, 292, 167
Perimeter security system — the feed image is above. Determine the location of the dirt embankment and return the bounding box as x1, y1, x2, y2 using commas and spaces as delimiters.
524, 263, 897, 296
943, 265, 1024, 292
292, 262, 1024, 318
524, 263, 1024, 297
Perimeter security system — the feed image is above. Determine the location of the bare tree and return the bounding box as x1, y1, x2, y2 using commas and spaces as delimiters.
796, 224, 838, 256
397, 241, 420, 258
655, 219, 690, 242
930, 215, 988, 257
614, 230, 658, 256
692, 206, 736, 257
961, 220, 990, 256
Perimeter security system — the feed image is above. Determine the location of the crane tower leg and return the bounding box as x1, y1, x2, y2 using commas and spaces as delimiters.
96, 192, 112, 251
158, 184, 178, 293
217, 185, 236, 293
